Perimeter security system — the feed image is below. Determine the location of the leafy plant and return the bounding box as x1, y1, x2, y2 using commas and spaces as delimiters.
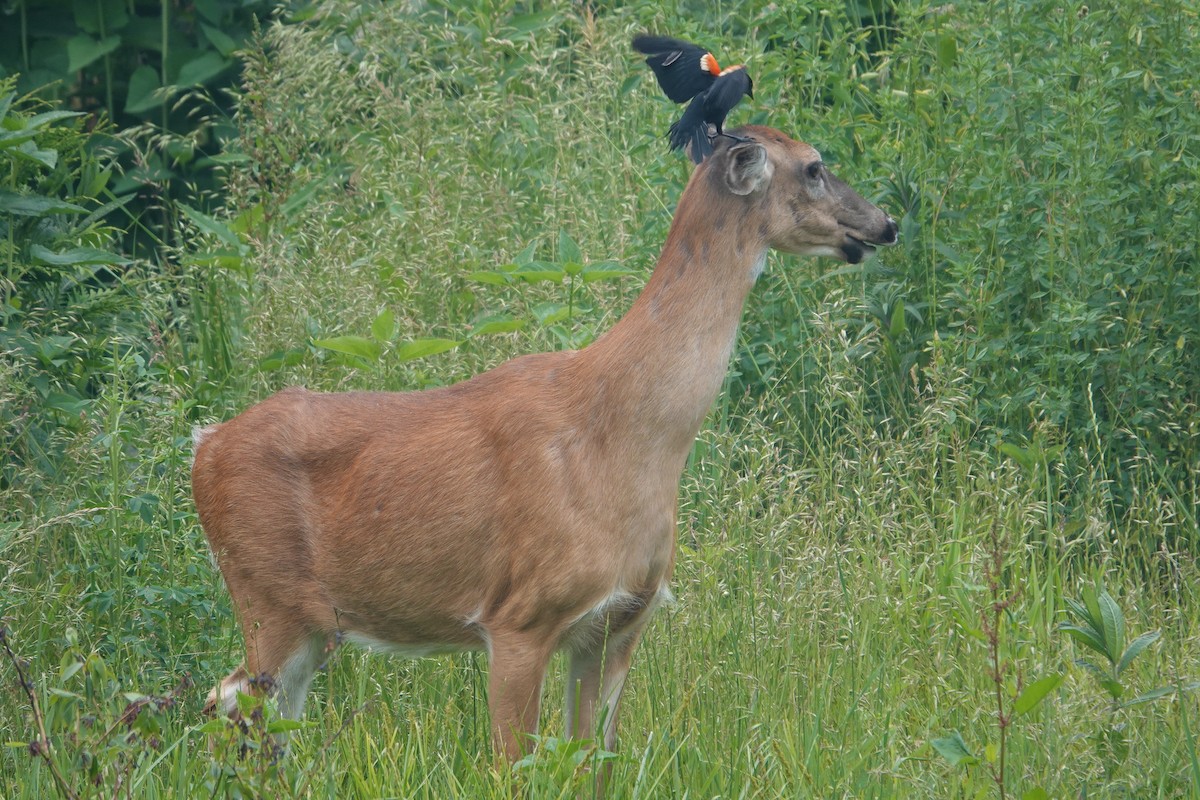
932, 523, 1060, 800
1058, 582, 1195, 785
1059, 583, 1164, 707
468, 232, 636, 351
1, 624, 188, 800
0, 81, 147, 487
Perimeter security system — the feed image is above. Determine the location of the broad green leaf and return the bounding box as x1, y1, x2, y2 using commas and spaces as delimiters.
930, 731, 978, 766
558, 229, 582, 266
581, 262, 637, 284
1099, 677, 1124, 700
196, 717, 228, 734
512, 263, 565, 283
125, 65, 162, 113
201, 23, 239, 57
175, 52, 231, 87
0, 192, 85, 216
512, 240, 538, 264
394, 338, 460, 362
59, 661, 84, 681
1123, 686, 1173, 707
1117, 629, 1160, 676
30, 244, 127, 266
280, 176, 330, 217
10, 140, 58, 169
1022, 789, 1049, 800
889, 299, 906, 338
936, 34, 958, 69
371, 308, 397, 342
1097, 589, 1125, 663
999, 442, 1035, 472
470, 315, 526, 337
533, 303, 569, 325
1013, 673, 1063, 717
259, 348, 306, 372
467, 270, 513, 286
313, 335, 381, 361
267, 718, 307, 734
178, 203, 240, 247
21, 110, 86, 130
67, 35, 121, 73
73, 0, 129, 34
1059, 623, 1108, 659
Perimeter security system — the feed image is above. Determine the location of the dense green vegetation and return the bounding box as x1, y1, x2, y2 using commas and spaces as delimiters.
2, 0, 1197, 797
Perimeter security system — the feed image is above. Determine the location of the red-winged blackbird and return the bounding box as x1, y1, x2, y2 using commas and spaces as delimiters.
632, 34, 754, 164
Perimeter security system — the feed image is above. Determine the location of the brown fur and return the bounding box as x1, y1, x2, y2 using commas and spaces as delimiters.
192, 126, 897, 762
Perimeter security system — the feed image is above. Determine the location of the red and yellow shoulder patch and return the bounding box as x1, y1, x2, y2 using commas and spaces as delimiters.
699, 52, 721, 75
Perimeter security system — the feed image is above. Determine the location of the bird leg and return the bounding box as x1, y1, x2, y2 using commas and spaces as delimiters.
711, 129, 753, 144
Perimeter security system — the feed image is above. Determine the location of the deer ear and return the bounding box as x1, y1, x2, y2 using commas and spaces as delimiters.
724, 141, 772, 196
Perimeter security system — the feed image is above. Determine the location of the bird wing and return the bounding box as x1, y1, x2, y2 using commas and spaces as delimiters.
632, 34, 717, 104
702, 67, 753, 125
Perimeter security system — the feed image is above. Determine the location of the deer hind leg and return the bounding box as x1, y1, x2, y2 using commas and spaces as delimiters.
564, 588, 666, 751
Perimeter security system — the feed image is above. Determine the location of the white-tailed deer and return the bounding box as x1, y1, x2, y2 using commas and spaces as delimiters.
193, 126, 897, 762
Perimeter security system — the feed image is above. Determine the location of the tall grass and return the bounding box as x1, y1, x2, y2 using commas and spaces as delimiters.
1, 0, 1197, 797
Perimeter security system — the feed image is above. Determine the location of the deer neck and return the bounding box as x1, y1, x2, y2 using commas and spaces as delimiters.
575, 185, 767, 460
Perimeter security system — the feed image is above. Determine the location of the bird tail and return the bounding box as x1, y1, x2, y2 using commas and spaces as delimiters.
668, 98, 712, 164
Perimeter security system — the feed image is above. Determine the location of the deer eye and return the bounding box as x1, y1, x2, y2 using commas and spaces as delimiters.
806, 162, 822, 180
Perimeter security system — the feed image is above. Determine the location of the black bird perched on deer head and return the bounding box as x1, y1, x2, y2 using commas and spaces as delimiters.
633, 34, 754, 164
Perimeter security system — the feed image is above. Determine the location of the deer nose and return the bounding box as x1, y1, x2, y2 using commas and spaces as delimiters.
882, 217, 899, 245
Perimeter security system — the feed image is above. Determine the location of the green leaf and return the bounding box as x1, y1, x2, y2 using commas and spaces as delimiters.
175, 52, 231, 87
1013, 673, 1063, 717
313, 335, 381, 361
1123, 686, 1174, 707
394, 338, 461, 362
1099, 677, 1124, 700
1097, 588, 1125, 664
1022, 789, 1049, 800
533, 303, 569, 325
470, 314, 526, 336
0, 192, 85, 216
1059, 623, 1108, 660
195, 717, 228, 734
999, 442, 1036, 472
201, 23, 239, 57
936, 34, 958, 69
67, 35, 121, 73
267, 718, 307, 734
10, 141, 58, 169
178, 203, 241, 248
1117, 630, 1160, 676
467, 270, 513, 286
581, 262, 636, 284
280, 176, 330, 217
371, 308, 397, 342
931, 731, 978, 766
558, 229, 582, 266
888, 299, 906, 338
59, 661, 84, 682
125, 65, 162, 114
30, 244, 127, 266
259, 348, 306, 371
512, 263, 565, 283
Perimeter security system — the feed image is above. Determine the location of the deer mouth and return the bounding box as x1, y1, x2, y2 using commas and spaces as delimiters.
843, 235, 876, 264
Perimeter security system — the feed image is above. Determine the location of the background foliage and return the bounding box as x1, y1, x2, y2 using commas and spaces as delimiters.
1, 0, 1197, 797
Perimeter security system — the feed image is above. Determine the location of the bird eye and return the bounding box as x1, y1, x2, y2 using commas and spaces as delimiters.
806, 162, 822, 180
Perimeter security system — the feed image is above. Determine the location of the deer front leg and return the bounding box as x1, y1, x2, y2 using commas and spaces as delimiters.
487, 633, 555, 762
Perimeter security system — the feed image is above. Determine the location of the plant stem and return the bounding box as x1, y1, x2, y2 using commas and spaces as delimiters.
0, 627, 79, 800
